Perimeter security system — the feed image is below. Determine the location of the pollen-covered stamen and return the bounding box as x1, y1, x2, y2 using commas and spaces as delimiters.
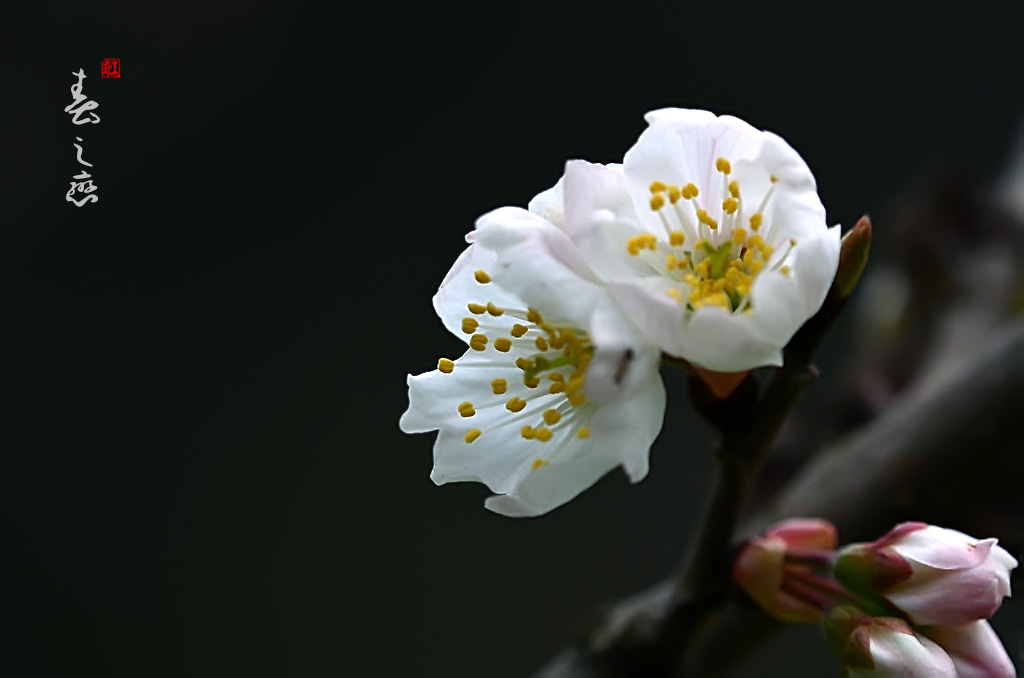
635, 156, 790, 312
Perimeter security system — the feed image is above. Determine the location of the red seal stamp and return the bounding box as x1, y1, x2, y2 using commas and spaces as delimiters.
101, 58, 120, 78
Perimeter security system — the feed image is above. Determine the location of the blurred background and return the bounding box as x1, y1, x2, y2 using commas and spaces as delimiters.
4, 1, 1023, 675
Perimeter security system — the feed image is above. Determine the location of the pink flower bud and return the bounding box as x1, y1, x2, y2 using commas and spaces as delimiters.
837, 523, 1018, 626
733, 518, 838, 623
824, 606, 957, 677
922, 621, 1017, 678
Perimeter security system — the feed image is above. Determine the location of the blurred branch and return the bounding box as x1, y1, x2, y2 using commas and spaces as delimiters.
536, 322, 1024, 678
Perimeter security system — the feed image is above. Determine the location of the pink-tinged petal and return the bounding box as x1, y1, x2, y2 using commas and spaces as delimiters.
922, 621, 1017, 678
853, 630, 958, 678
887, 561, 1010, 625
766, 518, 839, 550
893, 526, 994, 570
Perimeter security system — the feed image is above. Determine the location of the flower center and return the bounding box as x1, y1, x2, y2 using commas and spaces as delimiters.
626, 157, 795, 313
437, 269, 598, 469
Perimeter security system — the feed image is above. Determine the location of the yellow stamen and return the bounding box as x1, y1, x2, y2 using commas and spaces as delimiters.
668, 185, 681, 203
577, 426, 590, 439
486, 302, 503, 317
535, 336, 549, 351
649, 180, 667, 193
474, 270, 491, 284
521, 425, 536, 440
749, 213, 763, 230
491, 378, 507, 395
531, 458, 550, 470
715, 157, 732, 174
493, 337, 512, 353
682, 183, 700, 199
461, 317, 479, 334
696, 209, 718, 229
467, 303, 487, 314
438, 358, 455, 373
535, 428, 553, 442
506, 397, 527, 413
458, 401, 475, 417
464, 429, 481, 443
722, 197, 739, 214
728, 180, 740, 198
469, 334, 488, 351
543, 409, 561, 425
669, 231, 685, 247
650, 194, 665, 211
511, 323, 528, 338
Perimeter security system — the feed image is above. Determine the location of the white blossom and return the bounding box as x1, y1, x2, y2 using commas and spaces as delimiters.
400, 207, 665, 517
531, 108, 841, 371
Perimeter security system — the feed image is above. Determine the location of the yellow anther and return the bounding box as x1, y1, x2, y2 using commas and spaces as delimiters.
732, 227, 747, 245
515, 357, 533, 371
728, 180, 741, 198
649, 180, 667, 193
521, 425, 536, 440
650, 194, 665, 211
749, 213, 763, 230
535, 428, 553, 442
548, 382, 566, 394
458, 401, 475, 417
438, 358, 455, 373
524, 377, 540, 389
486, 302, 504, 317
577, 426, 591, 439
645, 234, 658, 249
543, 409, 562, 425
790, 238, 797, 247
722, 197, 739, 214
535, 336, 549, 352
461, 317, 479, 334
474, 270, 491, 284
532, 458, 550, 470
526, 308, 543, 323
494, 337, 512, 353
770, 175, 779, 183
464, 429, 482, 444
666, 254, 677, 270
547, 372, 565, 382
667, 287, 682, 303
747, 235, 765, 250
696, 209, 719, 229
780, 266, 791, 276
682, 183, 700, 199
669, 231, 686, 247
566, 376, 585, 396
506, 397, 527, 413
470, 334, 488, 351
716, 157, 732, 174
491, 378, 507, 395
467, 302, 487, 314
668, 185, 681, 203
569, 393, 586, 407
511, 323, 528, 338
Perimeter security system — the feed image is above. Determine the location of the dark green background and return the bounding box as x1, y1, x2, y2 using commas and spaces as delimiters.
5, 1, 1023, 675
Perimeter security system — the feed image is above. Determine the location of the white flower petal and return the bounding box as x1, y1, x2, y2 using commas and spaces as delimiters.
432, 242, 527, 342
484, 450, 619, 517
474, 206, 606, 330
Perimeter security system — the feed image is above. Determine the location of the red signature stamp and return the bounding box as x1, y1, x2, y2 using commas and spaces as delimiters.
101, 58, 120, 78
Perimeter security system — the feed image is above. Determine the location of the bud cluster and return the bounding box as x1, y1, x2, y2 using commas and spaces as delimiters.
734, 519, 1018, 676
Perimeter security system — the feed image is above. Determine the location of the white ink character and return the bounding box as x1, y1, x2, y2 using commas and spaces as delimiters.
65, 68, 100, 125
